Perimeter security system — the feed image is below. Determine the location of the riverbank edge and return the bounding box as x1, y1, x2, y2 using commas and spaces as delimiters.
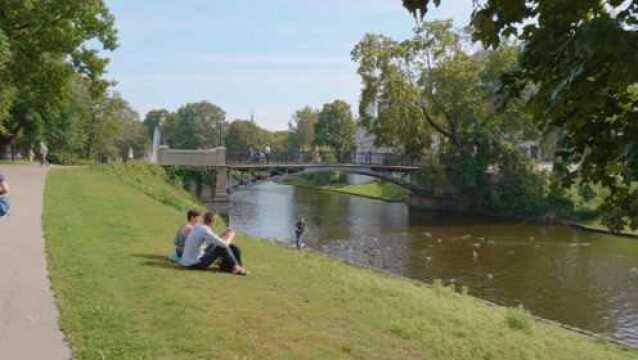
230, 173, 637, 350
278, 177, 637, 240
46, 165, 638, 357
278, 240, 638, 352
277, 178, 407, 202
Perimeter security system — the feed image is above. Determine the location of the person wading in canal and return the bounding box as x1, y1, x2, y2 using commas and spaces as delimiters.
295, 217, 306, 249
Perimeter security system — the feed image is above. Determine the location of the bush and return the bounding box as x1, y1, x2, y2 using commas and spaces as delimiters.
443, 138, 574, 218
505, 306, 533, 332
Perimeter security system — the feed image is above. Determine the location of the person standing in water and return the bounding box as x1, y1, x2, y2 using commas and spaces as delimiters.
295, 217, 306, 249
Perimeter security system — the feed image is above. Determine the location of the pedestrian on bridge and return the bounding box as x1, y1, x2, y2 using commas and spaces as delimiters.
264, 144, 272, 163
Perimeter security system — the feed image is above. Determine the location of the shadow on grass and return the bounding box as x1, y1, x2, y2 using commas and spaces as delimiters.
131, 254, 229, 273
132, 253, 185, 270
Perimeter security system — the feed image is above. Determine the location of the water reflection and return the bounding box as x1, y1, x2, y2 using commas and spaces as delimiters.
229, 181, 638, 346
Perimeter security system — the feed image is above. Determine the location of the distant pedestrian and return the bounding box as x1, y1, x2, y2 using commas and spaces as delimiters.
264, 144, 272, 163
248, 147, 255, 162
39, 141, 49, 167
294, 217, 306, 249
0, 170, 10, 219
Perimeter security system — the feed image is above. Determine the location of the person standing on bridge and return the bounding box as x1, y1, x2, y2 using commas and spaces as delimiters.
0, 169, 10, 219
264, 144, 272, 163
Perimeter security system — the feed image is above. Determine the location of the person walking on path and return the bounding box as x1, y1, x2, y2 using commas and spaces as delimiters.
0, 165, 71, 359
39, 141, 49, 167
0, 169, 9, 218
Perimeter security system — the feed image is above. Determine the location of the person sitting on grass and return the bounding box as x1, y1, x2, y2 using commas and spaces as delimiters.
0, 169, 9, 219
179, 211, 248, 276
169, 209, 201, 262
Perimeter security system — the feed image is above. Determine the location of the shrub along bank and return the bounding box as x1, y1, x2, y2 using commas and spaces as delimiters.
43, 164, 636, 359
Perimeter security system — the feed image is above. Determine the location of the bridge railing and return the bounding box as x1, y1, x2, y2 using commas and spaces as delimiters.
226, 150, 430, 167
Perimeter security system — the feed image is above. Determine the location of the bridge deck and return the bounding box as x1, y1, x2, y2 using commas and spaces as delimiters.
226, 162, 422, 171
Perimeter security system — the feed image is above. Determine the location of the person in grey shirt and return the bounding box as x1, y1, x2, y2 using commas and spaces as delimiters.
0, 170, 9, 218
179, 211, 247, 275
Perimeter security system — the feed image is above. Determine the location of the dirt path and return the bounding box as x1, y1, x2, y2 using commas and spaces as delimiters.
0, 165, 71, 359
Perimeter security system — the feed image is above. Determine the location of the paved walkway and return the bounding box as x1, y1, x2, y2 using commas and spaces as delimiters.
0, 165, 71, 359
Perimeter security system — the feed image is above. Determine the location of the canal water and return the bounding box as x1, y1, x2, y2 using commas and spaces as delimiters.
228, 181, 638, 346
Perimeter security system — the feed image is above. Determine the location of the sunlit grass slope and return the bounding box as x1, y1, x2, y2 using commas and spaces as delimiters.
43, 165, 636, 359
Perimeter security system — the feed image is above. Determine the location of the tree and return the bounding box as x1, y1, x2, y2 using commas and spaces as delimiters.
314, 100, 356, 160
270, 130, 290, 154
85, 93, 142, 162
0, 29, 13, 135
115, 108, 148, 161
403, 0, 638, 231
165, 101, 225, 150
289, 106, 318, 151
352, 21, 535, 160
45, 76, 93, 163
224, 120, 263, 152
0, 0, 118, 149
143, 109, 171, 139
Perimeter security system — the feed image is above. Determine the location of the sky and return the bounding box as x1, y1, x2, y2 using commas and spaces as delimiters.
105, 0, 474, 131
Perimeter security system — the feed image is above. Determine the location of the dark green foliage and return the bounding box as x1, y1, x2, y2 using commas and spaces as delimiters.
143, 109, 171, 138
164, 166, 217, 200
224, 119, 271, 152
294, 172, 349, 187
314, 100, 356, 160
0, 0, 118, 146
165, 101, 225, 150
289, 106, 318, 151
402, 0, 638, 230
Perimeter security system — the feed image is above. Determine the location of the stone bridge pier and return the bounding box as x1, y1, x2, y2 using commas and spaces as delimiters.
157, 146, 230, 205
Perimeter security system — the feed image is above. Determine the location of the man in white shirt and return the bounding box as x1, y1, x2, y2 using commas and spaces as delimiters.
179, 211, 247, 275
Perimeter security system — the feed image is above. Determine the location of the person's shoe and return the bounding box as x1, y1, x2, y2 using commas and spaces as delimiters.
232, 266, 249, 276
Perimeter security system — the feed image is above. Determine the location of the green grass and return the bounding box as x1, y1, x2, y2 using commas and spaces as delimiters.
282, 176, 408, 202
567, 183, 638, 236
43, 166, 636, 359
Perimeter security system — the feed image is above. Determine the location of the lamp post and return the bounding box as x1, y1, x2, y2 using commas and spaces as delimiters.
159, 114, 166, 146
218, 120, 224, 147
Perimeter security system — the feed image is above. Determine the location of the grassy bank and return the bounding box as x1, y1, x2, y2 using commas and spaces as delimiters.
281, 176, 408, 202
567, 184, 638, 237
44, 165, 635, 359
